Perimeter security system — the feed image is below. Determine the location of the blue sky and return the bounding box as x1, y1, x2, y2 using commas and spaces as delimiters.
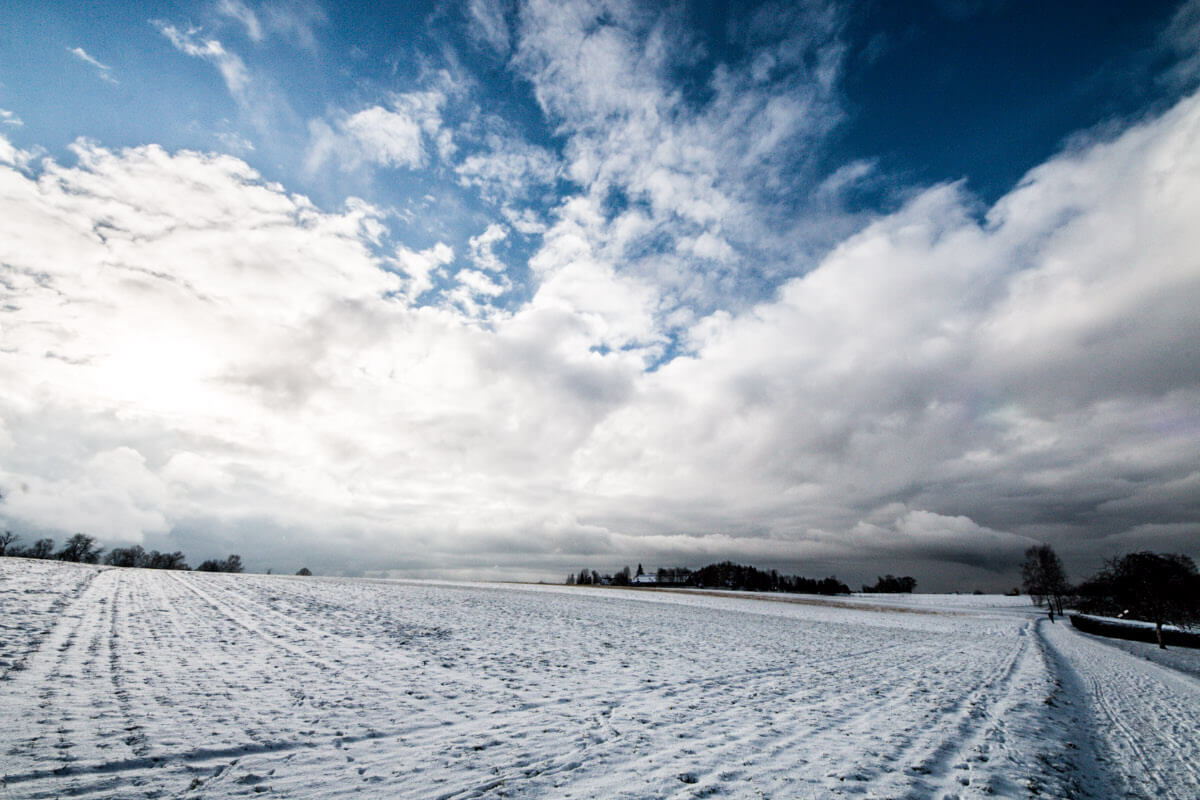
1, 0, 1199, 588
6, 0, 1186, 306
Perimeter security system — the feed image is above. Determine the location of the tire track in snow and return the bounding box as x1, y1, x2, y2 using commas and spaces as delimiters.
888, 622, 1038, 794
900, 618, 1092, 799
1, 569, 138, 799
13, 567, 645, 796
421, 632, 970, 799
462, 614, 1037, 799
15, 566, 1192, 800
3, 570, 304, 798
159, 572, 422, 763
104, 573, 153, 761
288, 635, 924, 799
1089, 676, 1173, 794
1051, 623, 1200, 800
165, 573, 469, 726
1, 565, 97, 680
1044, 619, 1200, 799
124, 571, 276, 756
763, 627, 1033, 797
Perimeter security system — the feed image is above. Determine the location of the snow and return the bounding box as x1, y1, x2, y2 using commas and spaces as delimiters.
1071, 612, 1192, 634
1069, 630, 1200, 681
2, 560, 1197, 799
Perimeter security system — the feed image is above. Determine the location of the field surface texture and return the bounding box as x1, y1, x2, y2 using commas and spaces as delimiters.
2, 560, 1198, 799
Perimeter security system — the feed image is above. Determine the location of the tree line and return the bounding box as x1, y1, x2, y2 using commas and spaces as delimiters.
1021, 544, 1200, 649
862, 574, 918, 593
567, 561, 854, 595
0, 530, 247, 574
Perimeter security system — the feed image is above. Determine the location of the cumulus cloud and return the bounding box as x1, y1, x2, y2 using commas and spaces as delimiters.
468, 223, 508, 272
566, 90, 1200, 579
454, 130, 560, 206
1, 69, 1199, 587
394, 240, 455, 298
508, 0, 850, 335
0, 138, 636, 566
1, 447, 170, 542
306, 92, 447, 173
0, 140, 402, 538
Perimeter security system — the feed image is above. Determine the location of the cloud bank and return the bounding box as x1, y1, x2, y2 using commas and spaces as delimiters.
1, 2, 1197, 588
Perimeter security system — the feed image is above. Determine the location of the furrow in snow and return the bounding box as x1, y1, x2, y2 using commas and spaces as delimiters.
1043, 619, 1200, 800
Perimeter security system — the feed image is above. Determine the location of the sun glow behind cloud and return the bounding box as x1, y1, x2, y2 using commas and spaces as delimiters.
0, 0, 1198, 586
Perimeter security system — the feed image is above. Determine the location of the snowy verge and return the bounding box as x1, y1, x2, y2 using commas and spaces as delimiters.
1069, 613, 1200, 649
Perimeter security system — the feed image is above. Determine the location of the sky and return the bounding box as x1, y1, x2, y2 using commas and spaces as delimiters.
1, 0, 1198, 591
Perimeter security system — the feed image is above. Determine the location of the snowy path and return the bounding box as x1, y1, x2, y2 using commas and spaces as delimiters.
1041, 619, 1200, 799
1, 561, 1196, 798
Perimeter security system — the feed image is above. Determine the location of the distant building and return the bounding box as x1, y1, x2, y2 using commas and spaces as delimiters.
632, 573, 657, 586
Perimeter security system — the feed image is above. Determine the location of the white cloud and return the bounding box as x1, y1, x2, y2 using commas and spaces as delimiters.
1161, 0, 1200, 88
68, 46, 118, 84
0, 137, 651, 564
467, 0, 512, 55
154, 22, 250, 100
394, 241, 455, 298
343, 106, 424, 167
0, 447, 170, 542
468, 223, 508, 271
217, 0, 326, 49
216, 130, 255, 153
261, 0, 327, 50
508, 0, 849, 333
0, 139, 20, 168
446, 267, 511, 318
816, 158, 876, 198
564, 89, 1200, 573
503, 207, 549, 235
306, 92, 447, 173
456, 268, 507, 296
454, 132, 560, 205
1, 79, 1199, 584
217, 0, 264, 42
0, 109, 22, 127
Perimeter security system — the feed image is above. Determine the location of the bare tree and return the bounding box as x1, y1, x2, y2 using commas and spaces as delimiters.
197, 554, 244, 573
1078, 552, 1200, 649
146, 550, 190, 570
26, 538, 56, 559
105, 545, 147, 568
0, 530, 17, 557
56, 533, 103, 564
1021, 544, 1069, 615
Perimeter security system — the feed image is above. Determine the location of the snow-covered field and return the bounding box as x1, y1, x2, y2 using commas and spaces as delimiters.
2, 560, 1198, 799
